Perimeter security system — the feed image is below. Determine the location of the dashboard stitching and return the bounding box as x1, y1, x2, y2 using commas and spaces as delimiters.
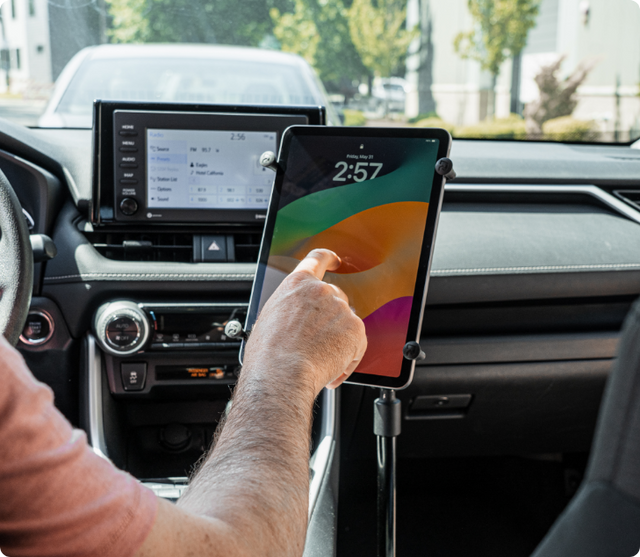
43, 263, 640, 282
44, 273, 255, 281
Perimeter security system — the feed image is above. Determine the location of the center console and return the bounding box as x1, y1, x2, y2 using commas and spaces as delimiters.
93, 301, 245, 395
88, 100, 326, 395
84, 102, 337, 537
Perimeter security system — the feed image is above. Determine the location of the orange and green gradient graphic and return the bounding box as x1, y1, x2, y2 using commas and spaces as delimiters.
260, 141, 435, 378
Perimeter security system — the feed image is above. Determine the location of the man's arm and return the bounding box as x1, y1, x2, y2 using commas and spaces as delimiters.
134, 249, 367, 557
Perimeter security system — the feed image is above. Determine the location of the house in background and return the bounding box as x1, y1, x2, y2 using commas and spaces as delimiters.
0, 0, 52, 94
406, 0, 640, 139
0, 0, 104, 96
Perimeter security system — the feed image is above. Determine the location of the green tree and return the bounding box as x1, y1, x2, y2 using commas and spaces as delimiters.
347, 0, 417, 79
270, 0, 320, 69
454, 0, 540, 118
271, 0, 366, 88
106, 0, 292, 46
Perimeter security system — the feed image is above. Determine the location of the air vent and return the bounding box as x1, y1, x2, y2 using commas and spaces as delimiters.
234, 231, 262, 262
84, 228, 264, 263
86, 231, 194, 262
613, 190, 640, 211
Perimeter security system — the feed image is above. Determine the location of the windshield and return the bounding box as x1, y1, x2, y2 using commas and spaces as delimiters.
1, 0, 639, 143
54, 56, 319, 123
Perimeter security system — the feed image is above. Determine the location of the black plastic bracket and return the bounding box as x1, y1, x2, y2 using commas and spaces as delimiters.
435, 157, 456, 181
374, 390, 402, 437
403, 340, 426, 362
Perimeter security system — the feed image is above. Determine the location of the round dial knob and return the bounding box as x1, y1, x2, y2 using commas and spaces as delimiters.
94, 301, 150, 356
120, 198, 138, 216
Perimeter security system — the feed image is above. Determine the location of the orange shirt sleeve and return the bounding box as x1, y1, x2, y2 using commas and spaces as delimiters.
0, 334, 158, 557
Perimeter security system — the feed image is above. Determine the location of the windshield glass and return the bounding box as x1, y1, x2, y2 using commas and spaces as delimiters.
1, 0, 639, 143
54, 56, 319, 125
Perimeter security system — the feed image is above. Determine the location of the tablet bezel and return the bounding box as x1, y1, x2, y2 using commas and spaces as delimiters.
246, 125, 451, 390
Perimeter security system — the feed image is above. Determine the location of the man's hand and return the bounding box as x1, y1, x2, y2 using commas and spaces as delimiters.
243, 248, 367, 396
135, 248, 368, 557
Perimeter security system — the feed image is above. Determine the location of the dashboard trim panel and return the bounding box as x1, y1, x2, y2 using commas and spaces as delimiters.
446, 183, 640, 225
86, 334, 109, 460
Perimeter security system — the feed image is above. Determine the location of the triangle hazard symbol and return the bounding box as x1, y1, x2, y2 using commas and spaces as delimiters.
208, 241, 221, 251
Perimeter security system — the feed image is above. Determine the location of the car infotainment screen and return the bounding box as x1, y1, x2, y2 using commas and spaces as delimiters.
146, 128, 276, 211
246, 125, 451, 389
91, 101, 326, 225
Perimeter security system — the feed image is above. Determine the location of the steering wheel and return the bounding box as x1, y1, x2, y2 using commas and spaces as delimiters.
0, 169, 33, 346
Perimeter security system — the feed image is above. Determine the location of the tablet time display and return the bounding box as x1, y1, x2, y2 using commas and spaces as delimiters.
257, 133, 440, 379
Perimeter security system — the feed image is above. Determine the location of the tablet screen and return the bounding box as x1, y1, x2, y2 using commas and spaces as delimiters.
249, 127, 449, 388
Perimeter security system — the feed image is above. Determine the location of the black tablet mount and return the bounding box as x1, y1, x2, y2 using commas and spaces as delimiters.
256, 150, 455, 557
374, 157, 454, 557
374, 342, 426, 556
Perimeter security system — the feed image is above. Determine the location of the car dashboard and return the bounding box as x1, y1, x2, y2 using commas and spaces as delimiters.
5, 109, 640, 555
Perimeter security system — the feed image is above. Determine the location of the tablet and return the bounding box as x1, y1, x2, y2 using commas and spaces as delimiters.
246, 125, 450, 389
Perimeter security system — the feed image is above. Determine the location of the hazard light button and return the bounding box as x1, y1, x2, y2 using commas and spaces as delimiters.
195, 234, 228, 262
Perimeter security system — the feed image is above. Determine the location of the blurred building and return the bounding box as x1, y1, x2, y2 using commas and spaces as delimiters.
406, 0, 640, 139
0, 0, 105, 96
0, 0, 52, 94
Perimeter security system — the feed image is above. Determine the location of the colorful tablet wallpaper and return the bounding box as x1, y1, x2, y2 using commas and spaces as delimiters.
258, 136, 439, 378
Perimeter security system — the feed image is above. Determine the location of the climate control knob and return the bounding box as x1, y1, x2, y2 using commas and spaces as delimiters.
94, 301, 150, 356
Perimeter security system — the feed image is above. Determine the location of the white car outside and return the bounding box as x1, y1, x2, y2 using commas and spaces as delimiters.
38, 44, 338, 128
371, 77, 408, 113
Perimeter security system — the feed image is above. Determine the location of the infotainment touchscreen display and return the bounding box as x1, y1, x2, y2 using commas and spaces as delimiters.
145, 128, 275, 211
91, 101, 325, 225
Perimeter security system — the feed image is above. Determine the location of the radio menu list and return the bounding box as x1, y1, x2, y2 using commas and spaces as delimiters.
146, 129, 277, 210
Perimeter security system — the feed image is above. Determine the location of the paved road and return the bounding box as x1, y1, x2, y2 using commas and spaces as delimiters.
0, 98, 47, 127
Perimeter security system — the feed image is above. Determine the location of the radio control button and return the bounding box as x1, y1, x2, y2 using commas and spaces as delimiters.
119, 130, 138, 137
119, 147, 138, 152
120, 198, 138, 215
120, 163, 138, 168
120, 179, 139, 185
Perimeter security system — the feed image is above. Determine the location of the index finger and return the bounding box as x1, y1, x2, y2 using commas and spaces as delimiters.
293, 249, 342, 281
